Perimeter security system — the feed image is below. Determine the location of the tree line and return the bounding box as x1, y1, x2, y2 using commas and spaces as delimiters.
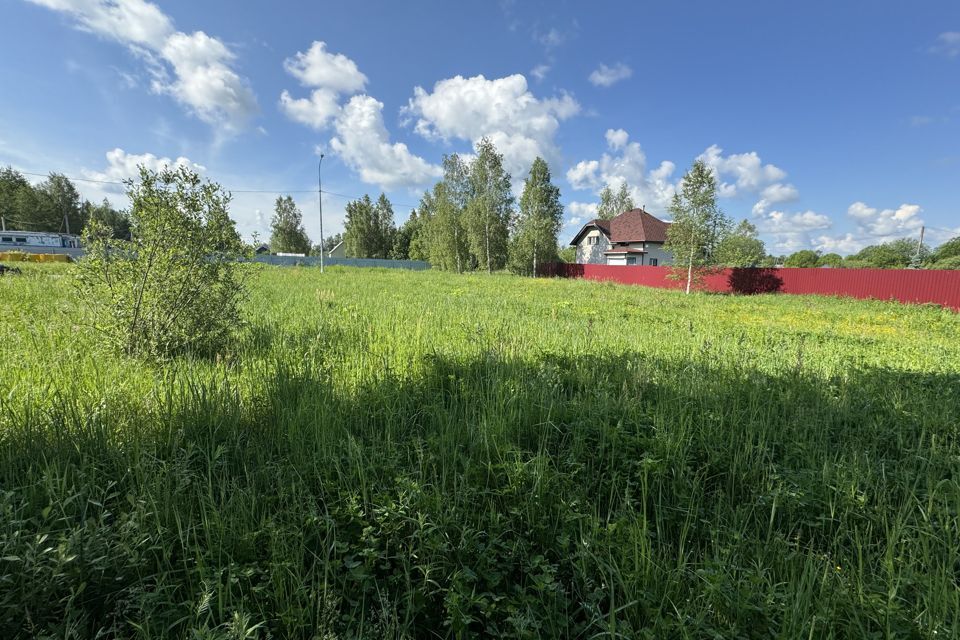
0, 167, 130, 239
7, 161, 957, 274
780, 238, 959, 270
328, 138, 563, 275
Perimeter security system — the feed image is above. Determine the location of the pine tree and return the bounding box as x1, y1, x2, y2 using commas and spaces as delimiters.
509, 157, 563, 276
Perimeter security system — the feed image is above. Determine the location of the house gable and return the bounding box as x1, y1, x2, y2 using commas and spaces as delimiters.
568, 208, 673, 266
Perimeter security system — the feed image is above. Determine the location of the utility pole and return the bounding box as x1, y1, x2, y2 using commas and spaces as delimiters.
913, 225, 925, 268
318, 155, 325, 274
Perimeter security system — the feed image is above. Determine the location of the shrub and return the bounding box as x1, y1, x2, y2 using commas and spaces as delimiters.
783, 249, 819, 268
76, 166, 246, 359
930, 255, 960, 270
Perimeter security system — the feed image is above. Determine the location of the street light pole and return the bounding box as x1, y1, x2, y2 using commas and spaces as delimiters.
318, 154, 325, 274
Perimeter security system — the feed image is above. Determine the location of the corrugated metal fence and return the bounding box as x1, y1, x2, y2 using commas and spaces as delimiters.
544, 263, 960, 311
0, 247, 430, 271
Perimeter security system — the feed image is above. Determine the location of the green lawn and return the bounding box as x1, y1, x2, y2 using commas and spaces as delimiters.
1, 264, 959, 638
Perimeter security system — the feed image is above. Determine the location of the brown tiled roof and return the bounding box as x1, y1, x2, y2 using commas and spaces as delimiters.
609, 209, 670, 243
568, 208, 670, 245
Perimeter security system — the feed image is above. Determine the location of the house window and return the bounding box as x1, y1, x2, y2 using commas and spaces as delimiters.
649, 258, 658, 266
626, 256, 637, 265
587, 236, 598, 245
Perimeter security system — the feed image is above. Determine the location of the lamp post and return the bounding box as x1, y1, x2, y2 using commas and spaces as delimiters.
318, 154, 325, 274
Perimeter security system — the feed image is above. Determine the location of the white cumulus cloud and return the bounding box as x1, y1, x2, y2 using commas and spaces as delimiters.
566, 128, 677, 213
605, 128, 629, 150
698, 144, 798, 215
84, 147, 205, 185
282, 41, 368, 94
331, 95, 442, 190
812, 233, 864, 254
279, 88, 340, 130
846, 201, 924, 240
278, 41, 368, 132
588, 62, 632, 88
763, 210, 831, 232
28, 0, 257, 134
278, 42, 439, 189
403, 73, 579, 178
566, 201, 598, 228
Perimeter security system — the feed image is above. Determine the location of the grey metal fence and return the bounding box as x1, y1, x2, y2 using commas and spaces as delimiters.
252, 255, 430, 270
0, 247, 431, 271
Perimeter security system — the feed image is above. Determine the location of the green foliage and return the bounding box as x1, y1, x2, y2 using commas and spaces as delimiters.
0, 166, 87, 233
411, 155, 471, 272
75, 166, 246, 359
508, 157, 563, 276
556, 245, 576, 262
343, 193, 396, 259
844, 238, 926, 269
311, 231, 343, 256
817, 252, 843, 268
83, 198, 130, 240
422, 182, 469, 271
716, 219, 765, 267
465, 138, 513, 273
784, 249, 820, 268
373, 193, 396, 258
932, 236, 960, 263
596, 182, 634, 220
3, 266, 959, 637
925, 234, 960, 270
930, 255, 960, 270
269, 196, 311, 255
664, 160, 731, 292
390, 211, 420, 260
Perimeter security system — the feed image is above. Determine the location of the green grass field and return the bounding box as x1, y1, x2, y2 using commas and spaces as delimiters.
2, 264, 959, 638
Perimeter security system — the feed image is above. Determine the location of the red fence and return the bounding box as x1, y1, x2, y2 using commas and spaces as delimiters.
544, 263, 960, 311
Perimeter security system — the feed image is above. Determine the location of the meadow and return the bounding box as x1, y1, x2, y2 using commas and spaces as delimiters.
1, 263, 959, 638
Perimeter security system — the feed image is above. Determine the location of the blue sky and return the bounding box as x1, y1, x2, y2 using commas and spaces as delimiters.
2, 0, 958, 253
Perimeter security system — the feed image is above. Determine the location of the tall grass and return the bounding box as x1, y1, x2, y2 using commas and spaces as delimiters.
1, 264, 958, 638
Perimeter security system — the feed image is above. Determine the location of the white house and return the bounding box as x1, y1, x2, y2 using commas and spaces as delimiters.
569, 209, 673, 266
0, 230, 81, 250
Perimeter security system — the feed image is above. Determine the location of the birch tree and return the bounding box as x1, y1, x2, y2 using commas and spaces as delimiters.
509, 157, 563, 276
465, 138, 513, 273
664, 160, 730, 293
597, 182, 635, 220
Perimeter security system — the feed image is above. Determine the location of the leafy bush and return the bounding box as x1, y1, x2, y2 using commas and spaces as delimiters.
930, 255, 960, 270
76, 166, 246, 359
783, 249, 819, 268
